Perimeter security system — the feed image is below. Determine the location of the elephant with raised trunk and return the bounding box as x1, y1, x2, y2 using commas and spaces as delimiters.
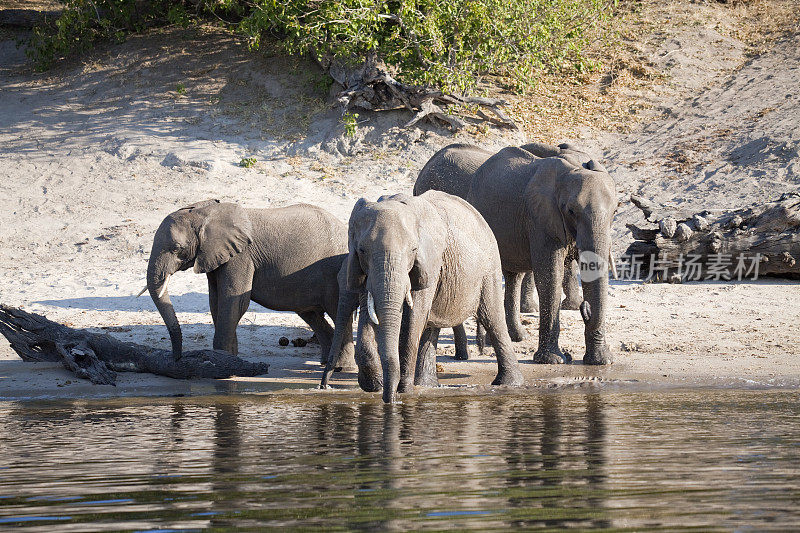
144, 199, 354, 367
322, 191, 524, 403
467, 149, 617, 365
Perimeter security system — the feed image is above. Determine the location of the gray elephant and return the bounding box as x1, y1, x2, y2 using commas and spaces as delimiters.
322, 192, 524, 403
467, 149, 617, 365
144, 199, 354, 367
412, 141, 587, 351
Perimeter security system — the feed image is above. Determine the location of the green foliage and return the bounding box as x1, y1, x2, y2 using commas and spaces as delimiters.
342, 112, 360, 137
231, 0, 615, 93
175, 82, 186, 95
239, 156, 257, 168
26, 0, 171, 70
27, 0, 615, 93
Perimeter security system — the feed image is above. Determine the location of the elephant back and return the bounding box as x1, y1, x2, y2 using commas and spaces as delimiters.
414, 143, 493, 198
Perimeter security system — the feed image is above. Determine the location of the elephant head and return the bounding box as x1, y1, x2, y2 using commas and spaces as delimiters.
144, 200, 253, 359
530, 158, 617, 364
346, 194, 446, 403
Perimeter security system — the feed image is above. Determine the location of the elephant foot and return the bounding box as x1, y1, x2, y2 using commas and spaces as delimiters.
382, 389, 400, 404
492, 367, 524, 387
397, 378, 417, 393
454, 348, 470, 361
414, 370, 440, 388
520, 300, 539, 313
533, 348, 569, 364
509, 325, 528, 342
584, 345, 614, 365
560, 297, 582, 311
358, 369, 383, 392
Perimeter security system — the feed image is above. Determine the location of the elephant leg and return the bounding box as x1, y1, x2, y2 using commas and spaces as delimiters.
478, 274, 524, 387
561, 259, 582, 310
355, 299, 382, 392
532, 244, 570, 364
207, 272, 218, 327
476, 321, 487, 355
212, 266, 253, 355
520, 272, 539, 313
429, 327, 441, 354
453, 324, 469, 360
415, 327, 440, 388
400, 295, 434, 391
298, 309, 333, 364
503, 270, 528, 341
324, 290, 357, 372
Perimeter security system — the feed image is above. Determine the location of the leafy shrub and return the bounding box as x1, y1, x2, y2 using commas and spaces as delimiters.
27, 0, 615, 92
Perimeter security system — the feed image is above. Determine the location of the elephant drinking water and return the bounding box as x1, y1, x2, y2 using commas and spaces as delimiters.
322, 191, 524, 403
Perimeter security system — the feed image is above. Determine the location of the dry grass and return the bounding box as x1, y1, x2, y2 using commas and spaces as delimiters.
496, 0, 800, 143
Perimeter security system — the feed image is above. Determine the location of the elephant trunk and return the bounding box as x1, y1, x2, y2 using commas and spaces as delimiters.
371, 263, 408, 404
147, 253, 182, 360
577, 226, 614, 365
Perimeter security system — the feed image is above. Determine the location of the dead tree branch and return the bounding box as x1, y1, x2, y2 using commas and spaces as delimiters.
324, 52, 517, 132
625, 193, 800, 281
0, 305, 269, 385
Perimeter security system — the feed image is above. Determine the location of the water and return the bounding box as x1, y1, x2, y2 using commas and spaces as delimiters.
0, 390, 798, 531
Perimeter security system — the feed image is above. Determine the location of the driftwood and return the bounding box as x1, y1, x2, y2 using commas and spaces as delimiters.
325, 52, 517, 132
624, 192, 800, 281
0, 305, 269, 385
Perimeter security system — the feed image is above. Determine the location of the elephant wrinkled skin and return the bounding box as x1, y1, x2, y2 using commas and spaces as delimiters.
145, 200, 355, 368
413, 141, 589, 354
323, 191, 524, 403
467, 148, 617, 365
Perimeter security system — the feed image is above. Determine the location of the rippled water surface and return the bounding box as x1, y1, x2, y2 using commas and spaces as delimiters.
0, 390, 798, 531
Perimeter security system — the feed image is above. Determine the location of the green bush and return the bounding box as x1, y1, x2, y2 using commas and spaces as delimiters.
28, 0, 614, 92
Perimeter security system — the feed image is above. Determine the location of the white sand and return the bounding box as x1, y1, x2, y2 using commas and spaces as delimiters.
1, 19, 798, 400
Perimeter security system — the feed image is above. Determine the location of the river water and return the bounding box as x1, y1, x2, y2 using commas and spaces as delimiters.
0, 389, 798, 531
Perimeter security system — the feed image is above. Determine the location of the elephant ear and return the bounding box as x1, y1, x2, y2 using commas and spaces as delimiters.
410, 201, 447, 290
586, 159, 607, 173
193, 203, 253, 274
525, 159, 572, 245
346, 199, 368, 290
346, 248, 365, 290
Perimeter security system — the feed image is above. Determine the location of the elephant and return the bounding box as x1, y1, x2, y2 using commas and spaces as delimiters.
412, 141, 588, 354
144, 199, 355, 368
466, 148, 617, 365
321, 191, 524, 403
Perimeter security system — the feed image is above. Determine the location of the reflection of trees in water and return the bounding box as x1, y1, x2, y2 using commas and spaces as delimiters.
504, 393, 609, 529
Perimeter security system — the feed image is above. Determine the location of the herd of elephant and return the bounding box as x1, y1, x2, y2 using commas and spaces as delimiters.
144, 141, 618, 403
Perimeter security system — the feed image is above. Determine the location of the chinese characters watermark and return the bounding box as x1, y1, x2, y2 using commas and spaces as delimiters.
605, 252, 762, 282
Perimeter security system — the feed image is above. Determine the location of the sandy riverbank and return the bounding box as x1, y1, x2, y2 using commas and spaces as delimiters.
1, 4, 799, 401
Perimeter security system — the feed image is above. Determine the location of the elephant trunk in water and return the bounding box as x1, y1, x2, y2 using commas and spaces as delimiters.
147, 251, 183, 360
577, 225, 613, 365
369, 261, 408, 404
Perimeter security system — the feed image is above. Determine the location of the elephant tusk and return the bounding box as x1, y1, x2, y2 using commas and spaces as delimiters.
136, 285, 148, 298
609, 252, 618, 280
158, 275, 171, 299
367, 291, 380, 325
580, 301, 592, 324
405, 288, 413, 309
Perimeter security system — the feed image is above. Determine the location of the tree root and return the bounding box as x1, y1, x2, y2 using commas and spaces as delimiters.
325, 52, 517, 132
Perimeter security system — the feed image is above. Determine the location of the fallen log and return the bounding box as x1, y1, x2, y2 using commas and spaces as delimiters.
623, 192, 800, 281
0, 305, 269, 385
324, 52, 517, 132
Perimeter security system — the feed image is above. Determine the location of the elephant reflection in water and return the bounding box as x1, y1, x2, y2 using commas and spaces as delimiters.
501, 394, 610, 529
311, 395, 609, 529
